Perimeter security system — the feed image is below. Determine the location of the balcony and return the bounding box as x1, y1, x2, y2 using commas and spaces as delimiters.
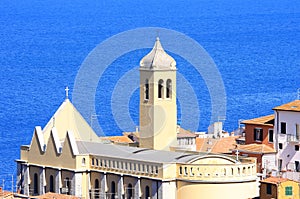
287, 134, 300, 143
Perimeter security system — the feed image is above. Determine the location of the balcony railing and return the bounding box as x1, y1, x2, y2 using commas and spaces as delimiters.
287, 134, 300, 143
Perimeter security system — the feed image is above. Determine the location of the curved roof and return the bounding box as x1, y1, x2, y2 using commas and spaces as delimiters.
140, 37, 176, 70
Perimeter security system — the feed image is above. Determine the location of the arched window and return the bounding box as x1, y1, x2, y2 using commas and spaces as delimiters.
127, 183, 133, 199
50, 175, 54, 192
95, 179, 99, 199
111, 181, 116, 198
145, 79, 149, 100
82, 158, 86, 166
33, 173, 39, 195
145, 185, 150, 198
166, 79, 172, 98
65, 177, 70, 195
158, 79, 164, 99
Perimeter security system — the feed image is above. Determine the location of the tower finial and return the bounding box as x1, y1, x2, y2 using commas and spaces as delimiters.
65, 86, 69, 99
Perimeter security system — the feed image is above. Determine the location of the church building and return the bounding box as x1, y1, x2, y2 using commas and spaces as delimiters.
16, 38, 259, 199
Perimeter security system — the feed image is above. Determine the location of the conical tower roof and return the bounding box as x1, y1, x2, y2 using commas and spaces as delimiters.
140, 37, 176, 70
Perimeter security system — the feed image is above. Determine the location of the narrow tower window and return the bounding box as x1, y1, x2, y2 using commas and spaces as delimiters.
158, 79, 164, 99
166, 79, 172, 98
145, 79, 149, 100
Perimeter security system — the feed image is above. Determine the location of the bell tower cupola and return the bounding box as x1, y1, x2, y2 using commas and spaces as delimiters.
139, 37, 177, 151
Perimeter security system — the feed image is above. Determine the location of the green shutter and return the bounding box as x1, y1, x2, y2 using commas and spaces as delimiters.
285, 186, 292, 196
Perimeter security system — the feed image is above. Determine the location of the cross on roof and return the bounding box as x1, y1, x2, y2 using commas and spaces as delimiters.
65, 86, 69, 99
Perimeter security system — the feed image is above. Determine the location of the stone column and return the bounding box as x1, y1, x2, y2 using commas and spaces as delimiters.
74, 173, 83, 197
117, 175, 124, 199
134, 177, 141, 199
71, 173, 76, 196
23, 164, 30, 196
157, 181, 162, 199
39, 167, 46, 195
100, 173, 107, 199
55, 169, 60, 194
151, 180, 158, 199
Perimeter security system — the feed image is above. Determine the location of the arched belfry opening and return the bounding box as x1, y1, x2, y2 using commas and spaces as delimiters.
145, 79, 149, 100
158, 79, 164, 99
166, 79, 172, 99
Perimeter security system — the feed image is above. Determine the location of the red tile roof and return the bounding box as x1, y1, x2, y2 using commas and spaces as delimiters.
101, 136, 134, 144
273, 100, 300, 112
196, 136, 239, 153
242, 114, 274, 126
260, 177, 294, 185
235, 144, 276, 154
35, 192, 80, 199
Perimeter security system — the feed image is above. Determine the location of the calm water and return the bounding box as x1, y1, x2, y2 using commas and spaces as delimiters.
0, 0, 299, 190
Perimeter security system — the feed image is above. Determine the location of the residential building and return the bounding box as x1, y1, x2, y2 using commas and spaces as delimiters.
260, 176, 299, 199
273, 100, 300, 181
236, 115, 276, 175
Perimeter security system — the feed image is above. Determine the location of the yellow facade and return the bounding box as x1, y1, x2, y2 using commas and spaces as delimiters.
260, 178, 300, 199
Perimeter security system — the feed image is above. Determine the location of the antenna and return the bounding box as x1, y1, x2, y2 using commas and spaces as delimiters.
90, 113, 99, 141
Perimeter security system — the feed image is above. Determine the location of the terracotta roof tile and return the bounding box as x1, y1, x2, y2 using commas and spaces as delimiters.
36, 192, 80, 199
273, 100, 300, 112
236, 144, 276, 154
196, 136, 239, 153
242, 114, 274, 126
101, 136, 134, 144
177, 127, 197, 138
260, 177, 292, 184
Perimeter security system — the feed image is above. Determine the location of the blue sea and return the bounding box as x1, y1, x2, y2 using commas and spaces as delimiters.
0, 0, 299, 190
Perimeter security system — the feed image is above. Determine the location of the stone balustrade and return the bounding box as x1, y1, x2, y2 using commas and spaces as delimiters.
177, 162, 257, 182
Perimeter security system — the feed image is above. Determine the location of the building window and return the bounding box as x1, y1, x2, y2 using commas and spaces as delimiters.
158, 79, 164, 99
285, 186, 292, 196
279, 143, 283, 149
296, 124, 300, 139
92, 158, 94, 166
82, 158, 86, 166
145, 79, 149, 100
268, 129, 274, 142
111, 181, 116, 199
295, 145, 299, 151
50, 175, 54, 192
33, 173, 39, 195
95, 179, 99, 199
295, 161, 300, 172
266, 184, 272, 195
166, 79, 172, 99
145, 186, 150, 198
127, 183, 133, 199
254, 128, 263, 141
281, 122, 286, 134
279, 159, 283, 171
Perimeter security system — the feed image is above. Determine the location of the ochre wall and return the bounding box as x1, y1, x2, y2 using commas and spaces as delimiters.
177, 180, 258, 199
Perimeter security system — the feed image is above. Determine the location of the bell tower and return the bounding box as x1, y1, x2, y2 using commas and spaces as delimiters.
139, 37, 177, 151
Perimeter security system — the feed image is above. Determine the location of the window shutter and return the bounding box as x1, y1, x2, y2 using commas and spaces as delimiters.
254, 128, 256, 140
260, 129, 263, 141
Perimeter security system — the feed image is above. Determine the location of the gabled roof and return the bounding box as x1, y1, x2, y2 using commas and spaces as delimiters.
242, 114, 274, 126
260, 176, 296, 185
196, 136, 239, 154
235, 144, 276, 154
273, 100, 300, 112
100, 135, 134, 144
140, 37, 176, 70
42, 99, 100, 143
177, 127, 197, 138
